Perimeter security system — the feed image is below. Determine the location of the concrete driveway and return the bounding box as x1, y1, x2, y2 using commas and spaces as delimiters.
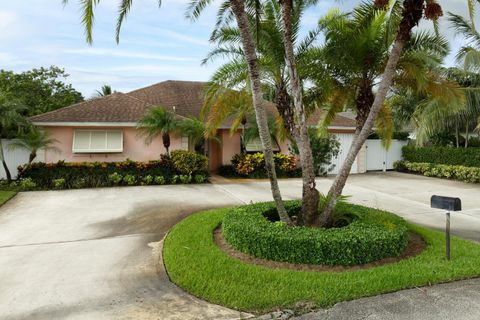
0, 172, 479, 320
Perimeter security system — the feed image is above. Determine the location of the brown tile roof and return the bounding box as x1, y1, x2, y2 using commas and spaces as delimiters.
31, 80, 356, 128
128, 80, 206, 119
30, 93, 151, 123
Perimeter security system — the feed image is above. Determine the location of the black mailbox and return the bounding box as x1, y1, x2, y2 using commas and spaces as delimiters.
431, 195, 462, 211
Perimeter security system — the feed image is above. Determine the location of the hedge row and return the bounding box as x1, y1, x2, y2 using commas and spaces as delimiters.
402, 146, 480, 167
395, 160, 480, 183
16, 150, 209, 190
222, 201, 409, 266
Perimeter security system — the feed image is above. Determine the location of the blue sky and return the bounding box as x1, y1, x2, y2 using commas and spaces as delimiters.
0, 0, 476, 97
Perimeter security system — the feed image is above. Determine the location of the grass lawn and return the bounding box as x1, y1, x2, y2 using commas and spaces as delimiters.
163, 207, 480, 314
0, 190, 16, 207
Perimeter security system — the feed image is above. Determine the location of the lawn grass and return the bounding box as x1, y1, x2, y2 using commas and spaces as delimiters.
0, 190, 17, 207
163, 207, 480, 314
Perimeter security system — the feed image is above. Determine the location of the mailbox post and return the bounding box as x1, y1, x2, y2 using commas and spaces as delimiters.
430, 195, 462, 260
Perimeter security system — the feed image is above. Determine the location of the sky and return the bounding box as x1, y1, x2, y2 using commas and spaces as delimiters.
0, 0, 477, 98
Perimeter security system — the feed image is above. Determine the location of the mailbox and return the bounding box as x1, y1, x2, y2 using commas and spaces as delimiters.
431, 195, 462, 211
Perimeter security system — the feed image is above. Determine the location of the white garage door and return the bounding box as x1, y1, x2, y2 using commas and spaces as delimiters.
328, 133, 358, 175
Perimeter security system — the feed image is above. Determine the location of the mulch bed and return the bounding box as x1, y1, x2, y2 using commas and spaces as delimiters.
214, 226, 426, 272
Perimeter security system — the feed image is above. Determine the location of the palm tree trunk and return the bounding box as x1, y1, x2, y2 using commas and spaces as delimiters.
28, 152, 36, 164
230, 0, 290, 224
455, 119, 459, 148
163, 133, 170, 154
0, 139, 12, 183
465, 120, 469, 148
279, 0, 319, 226
320, 0, 425, 226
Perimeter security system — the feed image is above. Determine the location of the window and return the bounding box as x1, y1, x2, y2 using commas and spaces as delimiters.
245, 137, 280, 153
72, 130, 123, 153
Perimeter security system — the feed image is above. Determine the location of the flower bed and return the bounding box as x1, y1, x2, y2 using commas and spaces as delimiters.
394, 160, 480, 183
16, 150, 209, 190
222, 201, 409, 266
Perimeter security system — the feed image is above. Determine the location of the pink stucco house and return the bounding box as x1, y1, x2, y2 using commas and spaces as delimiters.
30, 80, 359, 172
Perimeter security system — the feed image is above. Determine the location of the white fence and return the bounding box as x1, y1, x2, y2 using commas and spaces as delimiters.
0, 139, 45, 180
328, 133, 359, 174
365, 139, 407, 171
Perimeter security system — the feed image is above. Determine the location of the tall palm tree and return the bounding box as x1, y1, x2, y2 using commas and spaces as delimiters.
64, 0, 292, 224
137, 106, 178, 154
0, 94, 26, 182
95, 84, 114, 97
8, 127, 59, 164
320, 0, 445, 221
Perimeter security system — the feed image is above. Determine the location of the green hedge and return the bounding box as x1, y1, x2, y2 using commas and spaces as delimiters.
222, 201, 409, 266
395, 161, 480, 183
16, 150, 209, 190
402, 146, 480, 167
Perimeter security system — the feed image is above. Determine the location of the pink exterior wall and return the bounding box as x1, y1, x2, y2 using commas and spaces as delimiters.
41, 126, 183, 163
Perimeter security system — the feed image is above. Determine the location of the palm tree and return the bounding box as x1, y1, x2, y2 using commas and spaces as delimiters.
0, 94, 26, 182
177, 116, 221, 154
64, 0, 292, 224
137, 106, 178, 154
320, 0, 445, 222
8, 127, 59, 164
95, 84, 114, 97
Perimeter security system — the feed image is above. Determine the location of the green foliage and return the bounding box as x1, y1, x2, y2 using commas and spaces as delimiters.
123, 174, 136, 186
18, 178, 37, 190
108, 172, 123, 185
402, 146, 480, 167
0, 66, 83, 117
230, 152, 300, 178
217, 165, 237, 177
395, 160, 480, 183
368, 131, 410, 141
52, 178, 65, 190
290, 130, 340, 176
194, 174, 207, 183
170, 150, 208, 176
17, 151, 208, 190
142, 175, 153, 185
164, 207, 480, 312
222, 201, 409, 266
154, 176, 166, 185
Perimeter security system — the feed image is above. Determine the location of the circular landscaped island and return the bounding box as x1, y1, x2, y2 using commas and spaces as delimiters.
222, 200, 409, 266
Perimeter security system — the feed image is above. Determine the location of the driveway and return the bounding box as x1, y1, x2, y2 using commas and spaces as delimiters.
0, 172, 479, 320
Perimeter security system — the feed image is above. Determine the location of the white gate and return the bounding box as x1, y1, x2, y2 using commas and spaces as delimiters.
328, 133, 358, 174
365, 139, 407, 171
0, 139, 45, 179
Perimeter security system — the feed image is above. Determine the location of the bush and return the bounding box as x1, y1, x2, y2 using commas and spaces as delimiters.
402, 146, 480, 167
194, 174, 207, 183
18, 178, 37, 190
17, 151, 209, 190
179, 175, 192, 184
170, 150, 208, 176
222, 200, 409, 266
217, 165, 237, 177
290, 130, 340, 176
154, 176, 166, 185
395, 160, 480, 183
52, 178, 65, 190
230, 152, 299, 178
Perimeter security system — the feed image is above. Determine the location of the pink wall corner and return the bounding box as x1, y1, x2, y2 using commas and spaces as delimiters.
42, 126, 183, 163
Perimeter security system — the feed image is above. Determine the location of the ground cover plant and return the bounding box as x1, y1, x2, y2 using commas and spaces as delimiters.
15, 150, 208, 190
163, 205, 480, 313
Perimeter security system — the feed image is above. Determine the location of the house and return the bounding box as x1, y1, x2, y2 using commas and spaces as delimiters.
29, 80, 396, 174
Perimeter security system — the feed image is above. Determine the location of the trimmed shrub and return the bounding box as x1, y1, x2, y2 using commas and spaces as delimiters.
395, 160, 480, 183
18, 178, 37, 190
170, 150, 208, 176
194, 174, 207, 183
402, 146, 480, 167
223, 201, 409, 266
17, 151, 208, 190
230, 152, 300, 178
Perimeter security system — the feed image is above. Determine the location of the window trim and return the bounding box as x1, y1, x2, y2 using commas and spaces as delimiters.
72, 129, 123, 153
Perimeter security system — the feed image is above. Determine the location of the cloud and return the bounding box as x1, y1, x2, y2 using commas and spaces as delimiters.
63, 47, 197, 62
